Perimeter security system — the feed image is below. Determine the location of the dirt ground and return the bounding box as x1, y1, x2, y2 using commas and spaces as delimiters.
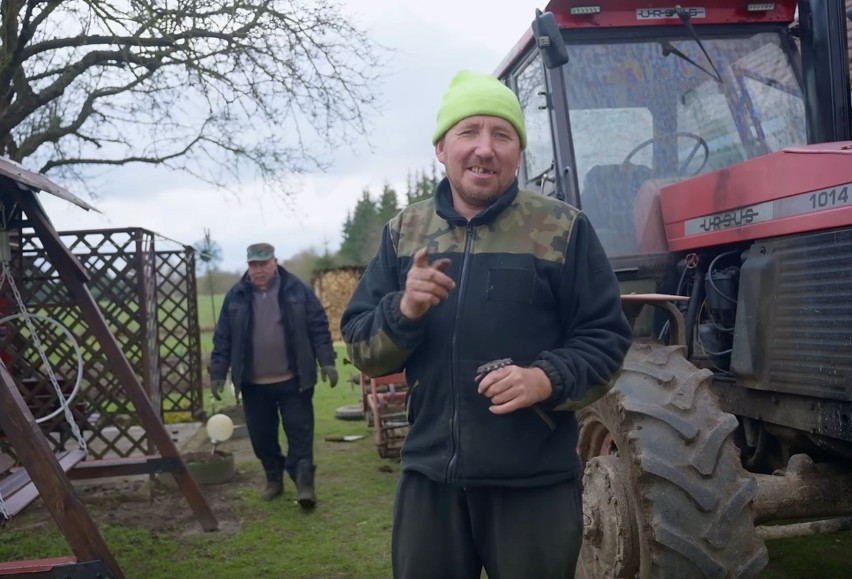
17, 421, 262, 539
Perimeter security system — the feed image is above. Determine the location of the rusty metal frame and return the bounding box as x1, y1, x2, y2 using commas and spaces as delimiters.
621, 293, 690, 346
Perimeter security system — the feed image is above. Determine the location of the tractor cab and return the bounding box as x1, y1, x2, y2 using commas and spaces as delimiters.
498, 0, 847, 262
496, 5, 852, 576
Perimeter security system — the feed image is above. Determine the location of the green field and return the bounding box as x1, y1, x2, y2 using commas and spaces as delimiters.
0, 342, 394, 578
197, 293, 225, 354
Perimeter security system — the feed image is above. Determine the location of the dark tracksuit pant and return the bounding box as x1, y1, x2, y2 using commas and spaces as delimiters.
392, 470, 583, 579
240, 378, 314, 482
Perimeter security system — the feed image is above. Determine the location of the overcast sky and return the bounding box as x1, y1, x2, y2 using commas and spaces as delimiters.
39, 0, 545, 272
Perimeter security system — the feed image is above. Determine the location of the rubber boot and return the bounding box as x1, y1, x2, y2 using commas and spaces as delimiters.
295, 460, 316, 509
261, 471, 283, 501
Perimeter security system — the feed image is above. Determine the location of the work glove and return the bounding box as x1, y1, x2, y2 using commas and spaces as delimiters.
210, 378, 226, 401
320, 366, 339, 388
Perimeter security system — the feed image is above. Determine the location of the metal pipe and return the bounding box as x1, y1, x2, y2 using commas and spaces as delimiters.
757, 516, 852, 541
684, 266, 704, 356
753, 454, 852, 523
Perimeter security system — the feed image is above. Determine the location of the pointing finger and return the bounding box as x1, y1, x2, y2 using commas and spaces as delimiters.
413, 248, 430, 268
432, 258, 451, 273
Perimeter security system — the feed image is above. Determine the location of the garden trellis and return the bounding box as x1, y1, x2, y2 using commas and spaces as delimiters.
0, 159, 217, 577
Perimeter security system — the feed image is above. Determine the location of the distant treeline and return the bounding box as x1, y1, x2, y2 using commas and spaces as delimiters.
197, 164, 444, 293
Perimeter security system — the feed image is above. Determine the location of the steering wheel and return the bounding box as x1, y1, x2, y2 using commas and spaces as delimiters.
622, 132, 710, 177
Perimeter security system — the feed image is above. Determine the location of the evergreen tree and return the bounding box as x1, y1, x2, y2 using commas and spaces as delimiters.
315, 240, 338, 271
315, 249, 337, 271
283, 248, 322, 283
336, 166, 444, 267
406, 162, 442, 204
378, 183, 401, 224
338, 189, 380, 265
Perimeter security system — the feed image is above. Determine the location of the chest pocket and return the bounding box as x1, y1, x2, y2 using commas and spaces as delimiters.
285, 293, 308, 330
486, 268, 535, 303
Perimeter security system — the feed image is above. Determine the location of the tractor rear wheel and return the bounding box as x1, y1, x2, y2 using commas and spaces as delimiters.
576, 343, 768, 578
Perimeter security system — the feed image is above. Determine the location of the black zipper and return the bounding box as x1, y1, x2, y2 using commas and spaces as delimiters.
444, 221, 475, 483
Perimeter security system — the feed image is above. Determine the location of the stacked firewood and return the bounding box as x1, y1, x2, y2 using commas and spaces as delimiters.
312, 266, 365, 342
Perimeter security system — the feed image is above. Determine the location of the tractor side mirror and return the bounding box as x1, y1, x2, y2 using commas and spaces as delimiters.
532, 9, 568, 69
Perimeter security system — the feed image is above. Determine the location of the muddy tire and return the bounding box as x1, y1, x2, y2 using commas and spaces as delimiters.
577, 343, 767, 578
334, 404, 365, 421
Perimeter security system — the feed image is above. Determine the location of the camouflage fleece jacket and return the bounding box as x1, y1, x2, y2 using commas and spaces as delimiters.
341, 178, 631, 487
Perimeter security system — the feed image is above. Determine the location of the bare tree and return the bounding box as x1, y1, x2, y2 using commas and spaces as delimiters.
0, 0, 385, 194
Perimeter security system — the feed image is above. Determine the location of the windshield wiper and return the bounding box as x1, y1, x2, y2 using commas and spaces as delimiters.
665, 5, 724, 84
660, 41, 722, 83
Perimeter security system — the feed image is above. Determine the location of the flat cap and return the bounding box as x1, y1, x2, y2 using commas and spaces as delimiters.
246, 242, 275, 262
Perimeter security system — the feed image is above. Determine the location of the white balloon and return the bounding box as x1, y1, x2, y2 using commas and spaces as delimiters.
206, 413, 235, 442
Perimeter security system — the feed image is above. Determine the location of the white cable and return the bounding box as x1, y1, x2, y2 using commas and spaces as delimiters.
0, 313, 84, 425
0, 261, 87, 455
0, 223, 86, 523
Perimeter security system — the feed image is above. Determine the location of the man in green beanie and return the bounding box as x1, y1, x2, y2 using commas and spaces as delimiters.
342, 70, 631, 578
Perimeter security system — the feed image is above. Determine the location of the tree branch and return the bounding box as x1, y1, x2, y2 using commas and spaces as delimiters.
0, 0, 388, 197
40, 134, 203, 172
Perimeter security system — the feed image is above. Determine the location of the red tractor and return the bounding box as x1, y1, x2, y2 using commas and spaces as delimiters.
498, 1, 852, 576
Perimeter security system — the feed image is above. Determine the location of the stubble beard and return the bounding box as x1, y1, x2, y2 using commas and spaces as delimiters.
455, 182, 502, 209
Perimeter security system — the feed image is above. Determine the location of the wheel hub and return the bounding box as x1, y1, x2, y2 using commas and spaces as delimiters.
579, 455, 639, 578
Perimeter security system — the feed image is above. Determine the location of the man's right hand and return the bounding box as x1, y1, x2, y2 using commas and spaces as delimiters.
400, 248, 455, 320
210, 379, 226, 401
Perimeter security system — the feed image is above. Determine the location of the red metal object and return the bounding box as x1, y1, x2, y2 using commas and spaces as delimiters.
495, 0, 797, 77
0, 556, 77, 575
660, 142, 852, 251
360, 372, 408, 459
543, 0, 796, 28
545, 0, 796, 28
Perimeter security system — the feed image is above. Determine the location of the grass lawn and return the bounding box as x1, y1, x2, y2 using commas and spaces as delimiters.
763, 531, 852, 578
0, 343, 395, 578
197, 293, 225, 355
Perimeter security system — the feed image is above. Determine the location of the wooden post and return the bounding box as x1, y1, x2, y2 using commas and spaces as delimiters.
0, 365, 125, 578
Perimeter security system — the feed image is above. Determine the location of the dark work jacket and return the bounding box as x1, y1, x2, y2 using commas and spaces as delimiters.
341, 178, 632, 487
210, 266, 335, 391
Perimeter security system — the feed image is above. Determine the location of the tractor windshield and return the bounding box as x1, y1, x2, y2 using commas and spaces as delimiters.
547, 30, 805, 256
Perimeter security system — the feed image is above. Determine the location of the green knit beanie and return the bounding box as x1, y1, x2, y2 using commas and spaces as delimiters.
432, 70, 527, 150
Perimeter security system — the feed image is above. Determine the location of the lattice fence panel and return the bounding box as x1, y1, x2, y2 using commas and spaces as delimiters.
0, 228, 202, 460
156, 249, 203, 421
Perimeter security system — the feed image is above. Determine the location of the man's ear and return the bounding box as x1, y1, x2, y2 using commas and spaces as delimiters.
435, 138, 446, 164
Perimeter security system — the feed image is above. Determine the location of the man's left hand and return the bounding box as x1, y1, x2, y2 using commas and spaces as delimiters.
321, 365, 339, 388
476, 365, 552, 414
